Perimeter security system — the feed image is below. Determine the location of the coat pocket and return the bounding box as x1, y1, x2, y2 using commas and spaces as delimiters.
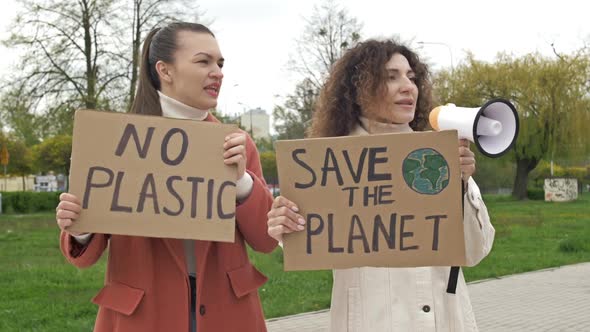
347, 287, 361, 332
92, 282, 145, 316
227, 264, 268, 299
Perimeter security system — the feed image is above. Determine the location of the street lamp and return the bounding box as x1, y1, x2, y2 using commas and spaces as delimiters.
417, 41, 454, 72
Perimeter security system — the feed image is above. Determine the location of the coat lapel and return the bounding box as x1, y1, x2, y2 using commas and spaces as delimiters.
195, 240, 212, 289
162, 238, 187, 275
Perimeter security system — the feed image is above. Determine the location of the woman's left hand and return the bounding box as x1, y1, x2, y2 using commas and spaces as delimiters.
224, 132, 247, 179
459, 139, 476, 185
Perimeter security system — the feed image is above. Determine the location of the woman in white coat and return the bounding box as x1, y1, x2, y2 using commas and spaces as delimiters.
267, 39, 495, 332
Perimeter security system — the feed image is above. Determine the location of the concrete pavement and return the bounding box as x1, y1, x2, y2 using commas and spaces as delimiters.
266, 263, 590, 332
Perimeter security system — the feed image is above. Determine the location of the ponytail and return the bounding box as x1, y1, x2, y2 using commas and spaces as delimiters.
130, 28, 163, 115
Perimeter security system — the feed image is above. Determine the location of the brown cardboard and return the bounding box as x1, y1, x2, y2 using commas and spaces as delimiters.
68, 110, 238, 241
275, 130, 465, 270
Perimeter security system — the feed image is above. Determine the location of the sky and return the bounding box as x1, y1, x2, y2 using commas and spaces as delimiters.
0, 0, 589, 130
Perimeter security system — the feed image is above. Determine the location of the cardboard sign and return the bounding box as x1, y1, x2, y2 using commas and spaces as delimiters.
275, 130, 465, 271
68, 110, 238, 242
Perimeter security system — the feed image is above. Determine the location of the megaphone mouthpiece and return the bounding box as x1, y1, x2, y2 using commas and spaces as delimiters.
429, 106, 442, 131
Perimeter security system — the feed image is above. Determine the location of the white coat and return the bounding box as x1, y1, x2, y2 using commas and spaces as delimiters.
328, 118, 495, 332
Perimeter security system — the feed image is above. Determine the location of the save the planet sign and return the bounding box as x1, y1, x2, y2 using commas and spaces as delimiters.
275, 130, 465, 271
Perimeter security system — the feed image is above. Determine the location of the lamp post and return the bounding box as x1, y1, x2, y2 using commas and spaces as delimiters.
417, 41, 454, 72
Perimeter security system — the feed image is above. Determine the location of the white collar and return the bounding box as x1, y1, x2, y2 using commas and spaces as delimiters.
158, 91, 209, 121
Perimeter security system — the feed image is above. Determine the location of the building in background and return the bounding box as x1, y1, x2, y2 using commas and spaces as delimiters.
0, 173, 66, 192
240, 108, 270, 139
0, 175, 36, 191
34, 174, 59, 192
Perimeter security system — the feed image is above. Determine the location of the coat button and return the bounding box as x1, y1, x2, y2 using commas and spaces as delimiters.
199, 305, 206, 316
422, 305, 431, 313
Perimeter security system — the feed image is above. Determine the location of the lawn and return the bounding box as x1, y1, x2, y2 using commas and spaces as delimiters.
1, 194, 589, 331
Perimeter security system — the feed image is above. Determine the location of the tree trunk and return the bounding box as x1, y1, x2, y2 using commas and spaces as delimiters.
81, 0, 97, 109
128, 1, 141, 111
128, 42, 139, 110
512, 157, 540, 200
22, 174, 25, 191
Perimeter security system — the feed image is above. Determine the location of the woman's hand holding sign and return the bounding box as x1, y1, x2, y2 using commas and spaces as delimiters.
56, 193, 84, 236
224, 132, 248, 179
267, 196, 306, 243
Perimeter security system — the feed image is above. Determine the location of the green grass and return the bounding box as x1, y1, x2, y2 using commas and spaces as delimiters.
0, 213, 105, 331
1, 194, 589, 330
250, 247, 332, 318
462, 193, 590, 281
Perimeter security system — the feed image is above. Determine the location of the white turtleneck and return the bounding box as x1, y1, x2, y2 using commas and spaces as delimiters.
355, 115, 413, 135
158, 91, 209, 121
75, 91, 254, 276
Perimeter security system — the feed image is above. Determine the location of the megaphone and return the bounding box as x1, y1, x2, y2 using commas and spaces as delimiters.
429, 98, 519, 158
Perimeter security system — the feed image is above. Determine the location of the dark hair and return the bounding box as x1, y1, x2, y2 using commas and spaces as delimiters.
130, 22, 215, 115
309, 39, 432, 137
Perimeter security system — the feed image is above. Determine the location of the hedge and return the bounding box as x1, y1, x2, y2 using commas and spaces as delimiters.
0, 191, 62, 214
526, 188, 545, 201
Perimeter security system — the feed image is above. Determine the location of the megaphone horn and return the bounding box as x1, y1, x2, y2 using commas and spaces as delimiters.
429, 98, 519, 158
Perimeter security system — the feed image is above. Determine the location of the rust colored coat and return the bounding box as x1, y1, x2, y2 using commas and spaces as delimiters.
60, 114, 277, 332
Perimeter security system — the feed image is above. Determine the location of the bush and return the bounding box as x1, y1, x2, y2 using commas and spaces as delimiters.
530, 161, 589, 191
0, 191, 62, 214
527, 188, 545, 200
558, 237, 589, 253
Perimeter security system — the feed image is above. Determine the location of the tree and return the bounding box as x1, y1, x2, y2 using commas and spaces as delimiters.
39, 104, 78, 138
4, 136, 34, 191
0, 88, 42, 146
259, 151, 277, 185
2, 0, 204, 137
275, 0, 362, 140
434, 50, 590, 199
5, 0, 128, 114
0, 132, 34, 191
273, 79, 317, 139
254, 137, 274, 153
32, 134, 73, 175
289, 0, 363, 91
123, 0, 203, 109
210, 109, 242, 126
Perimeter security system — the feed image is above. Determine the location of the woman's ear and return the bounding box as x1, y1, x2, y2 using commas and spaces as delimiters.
155, 60, 173, 84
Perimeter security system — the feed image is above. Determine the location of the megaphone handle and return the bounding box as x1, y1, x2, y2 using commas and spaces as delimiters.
447, 267, 460, 294
446, 179, 465, 294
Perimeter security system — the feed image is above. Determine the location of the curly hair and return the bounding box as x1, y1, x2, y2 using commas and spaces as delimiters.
309, 39, 432, 138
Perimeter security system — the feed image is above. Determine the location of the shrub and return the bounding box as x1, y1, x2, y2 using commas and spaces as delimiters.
0, 191, 62, 214
526, 188, 545, 200
530, 161, 589, 191
558, 237, 588, 253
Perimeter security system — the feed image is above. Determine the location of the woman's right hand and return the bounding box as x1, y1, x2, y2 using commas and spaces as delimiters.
56, 193, 84, 236
267, 196, 306, 243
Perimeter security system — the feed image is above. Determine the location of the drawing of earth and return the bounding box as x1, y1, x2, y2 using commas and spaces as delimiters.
402, 148, 450, 195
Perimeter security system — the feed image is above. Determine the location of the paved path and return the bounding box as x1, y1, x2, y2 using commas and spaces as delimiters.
266, 263, 590, 331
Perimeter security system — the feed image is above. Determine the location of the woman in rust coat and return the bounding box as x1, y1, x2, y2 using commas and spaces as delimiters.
55, 22, 277, 332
